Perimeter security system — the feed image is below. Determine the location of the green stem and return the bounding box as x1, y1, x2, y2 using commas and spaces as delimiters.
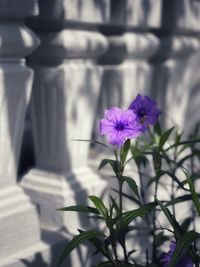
119, 179, 123, 217
138, 165, 146, 205
152, 174, 159, 263
113, 243, 120, 267
171, 176, 176, 217
119, 179, 128, 264
118, 146, 129, 264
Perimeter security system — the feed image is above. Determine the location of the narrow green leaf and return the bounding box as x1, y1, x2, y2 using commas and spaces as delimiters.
157, 199, 183, 240
98, 159, 119, 176
120, 139, 130, 165
89, 196, 108, 221
117, 203, 156, 232
169, 230, 200, 267
58, 230, 104, 266
180, 217, 192, 233
163, 171, 189, 191
165, 138, 200, 152
57, 205, 99, 214
155, 231, 169, 247
185, 172, 200, 216
113, 190, 141, 206
166, 195, 193, 207
130, 144, 142, 158
152, 148, 161, 170
159, 127, 174, 149
154, 122, 162, 136
123, 176, 139, 197
110, 196, 120, 217
78, 229, 110, 259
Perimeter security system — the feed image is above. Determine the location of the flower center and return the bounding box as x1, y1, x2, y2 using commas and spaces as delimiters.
137, 108, 146, 118
115, 122, 125, 131
137, 108, 147, 123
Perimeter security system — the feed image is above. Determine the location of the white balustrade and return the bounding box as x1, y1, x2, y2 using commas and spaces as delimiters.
21, 0, 109, 254
0, 1, 48, 266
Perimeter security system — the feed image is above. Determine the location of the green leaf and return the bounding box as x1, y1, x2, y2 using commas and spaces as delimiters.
57, 205, 99, 214
186, 172, 200, 216
130, 144, 142, 157
180, 217, 192, 233
110, 196, 120, 217
98, 159, 119, 176
78, 229, 110, 259
159, 127, 174, 149
135, 155, 149, 167
154, 122, 162, 136
164, 171, 189, 191
155, 231, 169, 247
89, 196, 108, 222
123, 176, 139, 197
117, 190, 141, 206
152, 148, 161, 171
120, 139, 130, 165
165, 138, 200, 152
169, 230, 200, 267
157, 199, 183, 240
58, 230, 104, 266
117, 202, 156, 232
166, 195, 193, 207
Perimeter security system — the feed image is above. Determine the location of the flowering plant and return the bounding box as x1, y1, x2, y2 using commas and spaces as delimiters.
58, 94, 200, 267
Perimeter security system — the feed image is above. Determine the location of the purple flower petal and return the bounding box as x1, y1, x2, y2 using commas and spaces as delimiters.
128, 94, 161, 131
160, 242, 193, 267
99, 107, 143, 147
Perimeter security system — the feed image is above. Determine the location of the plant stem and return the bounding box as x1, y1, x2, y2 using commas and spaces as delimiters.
138, 164, 146, 205
152, 173, 159, 263
118, 147, 129, 265
119, 174, 129, 264
113, 242, 120, 267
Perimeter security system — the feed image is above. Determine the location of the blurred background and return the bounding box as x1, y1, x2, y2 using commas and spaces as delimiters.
0, 0, 200, 266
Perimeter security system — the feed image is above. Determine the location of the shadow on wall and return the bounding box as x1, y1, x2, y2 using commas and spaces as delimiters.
18, 60, 106, 267
21, 254, 48, 267
1, 26, 31, 184
184, 52, 200, 135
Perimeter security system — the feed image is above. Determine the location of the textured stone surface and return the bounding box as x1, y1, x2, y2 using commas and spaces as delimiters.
29, 0, 110, 24
0, 24, 39, 59
22, 168, 107, 231
0, 0, 38, 19
29, 30, 108, 62
29, 62, 103, 171
0, 186, 43, 259
184, 51, 200, 133
100, 33, 159, 64
162, 0, 200, 30
95, 32, 160, 141
150, 35, 200, 129
0, 3, 45, 267
0, 63, 33, 186
156, 36, 200, 59
111, 0, 162, 27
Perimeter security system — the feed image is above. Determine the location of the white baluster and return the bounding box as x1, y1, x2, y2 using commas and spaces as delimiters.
0, 1, 48, 266
21, 1, 109, 235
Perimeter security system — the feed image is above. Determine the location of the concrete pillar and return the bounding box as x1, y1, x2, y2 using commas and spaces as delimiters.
21, 0, 109, 244
0, 1, 48, 266
151, 36, 200, 130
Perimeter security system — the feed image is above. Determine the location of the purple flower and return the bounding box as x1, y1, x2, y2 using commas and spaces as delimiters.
128, 94, 161, 131
161, 242, 193, 267
100, 107, 143, 147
